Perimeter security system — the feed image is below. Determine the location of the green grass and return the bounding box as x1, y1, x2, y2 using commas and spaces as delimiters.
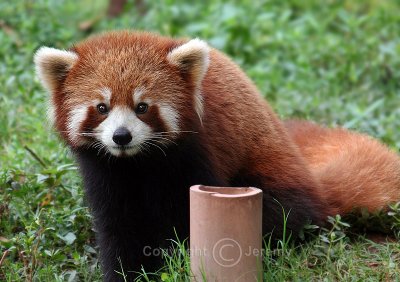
0, 0, 399, 281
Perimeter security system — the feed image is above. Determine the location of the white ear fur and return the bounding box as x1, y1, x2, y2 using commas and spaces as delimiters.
167, 38, 210, 86
34, 47, 78, 93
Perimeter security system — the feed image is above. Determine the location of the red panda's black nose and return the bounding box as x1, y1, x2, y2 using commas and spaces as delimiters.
112, 127, 132, 146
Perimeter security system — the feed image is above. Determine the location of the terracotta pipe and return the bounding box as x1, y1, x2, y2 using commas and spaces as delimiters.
190, 185, 263, 281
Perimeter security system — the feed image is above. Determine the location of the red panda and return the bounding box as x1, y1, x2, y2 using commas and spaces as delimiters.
34, 31, 400, 281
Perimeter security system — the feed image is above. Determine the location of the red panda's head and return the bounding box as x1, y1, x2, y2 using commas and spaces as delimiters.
34, 31, 209, 157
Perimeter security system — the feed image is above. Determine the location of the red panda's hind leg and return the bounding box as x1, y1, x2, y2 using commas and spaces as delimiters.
231, 165, 331, 242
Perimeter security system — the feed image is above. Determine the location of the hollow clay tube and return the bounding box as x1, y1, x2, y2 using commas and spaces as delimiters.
190, 185, 263, 281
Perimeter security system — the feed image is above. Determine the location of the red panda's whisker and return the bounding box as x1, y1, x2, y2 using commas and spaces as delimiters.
91, 143, 102, 151
79, 133, 97, 137
58, 130, 97, 134
148, 139, 169, 149
92, 142, 104, 150
148, 136, 178, 146
143, 141, 167, 157
138, 143, 151, 156
156, 130, 198, 135
88, 140, 109, 157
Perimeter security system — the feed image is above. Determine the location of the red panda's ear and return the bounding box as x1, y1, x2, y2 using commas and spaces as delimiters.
34, 47, 78, 93
167, 39, 210, 87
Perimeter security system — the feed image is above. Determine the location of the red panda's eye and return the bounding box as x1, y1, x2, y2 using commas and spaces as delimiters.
135, 102, 148, 114
97, 103, 109, 115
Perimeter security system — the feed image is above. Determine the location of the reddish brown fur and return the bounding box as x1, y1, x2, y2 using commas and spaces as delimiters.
285, 120, 400, 214
137, 106, 167, 132
79, 106, 108, 133
199, 49, 330, 210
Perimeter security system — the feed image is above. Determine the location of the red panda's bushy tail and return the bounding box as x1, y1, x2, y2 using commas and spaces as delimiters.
285, 120, 400, 215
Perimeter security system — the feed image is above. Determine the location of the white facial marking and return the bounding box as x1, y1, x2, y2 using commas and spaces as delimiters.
95, 106, 152, 156
133, 87, 145, 105
99, 87, 111, 104
67, 104, 89, 145
159, 103, 180, 132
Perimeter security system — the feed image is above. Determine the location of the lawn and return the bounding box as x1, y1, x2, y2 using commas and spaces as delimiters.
0, 0, 399, 281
